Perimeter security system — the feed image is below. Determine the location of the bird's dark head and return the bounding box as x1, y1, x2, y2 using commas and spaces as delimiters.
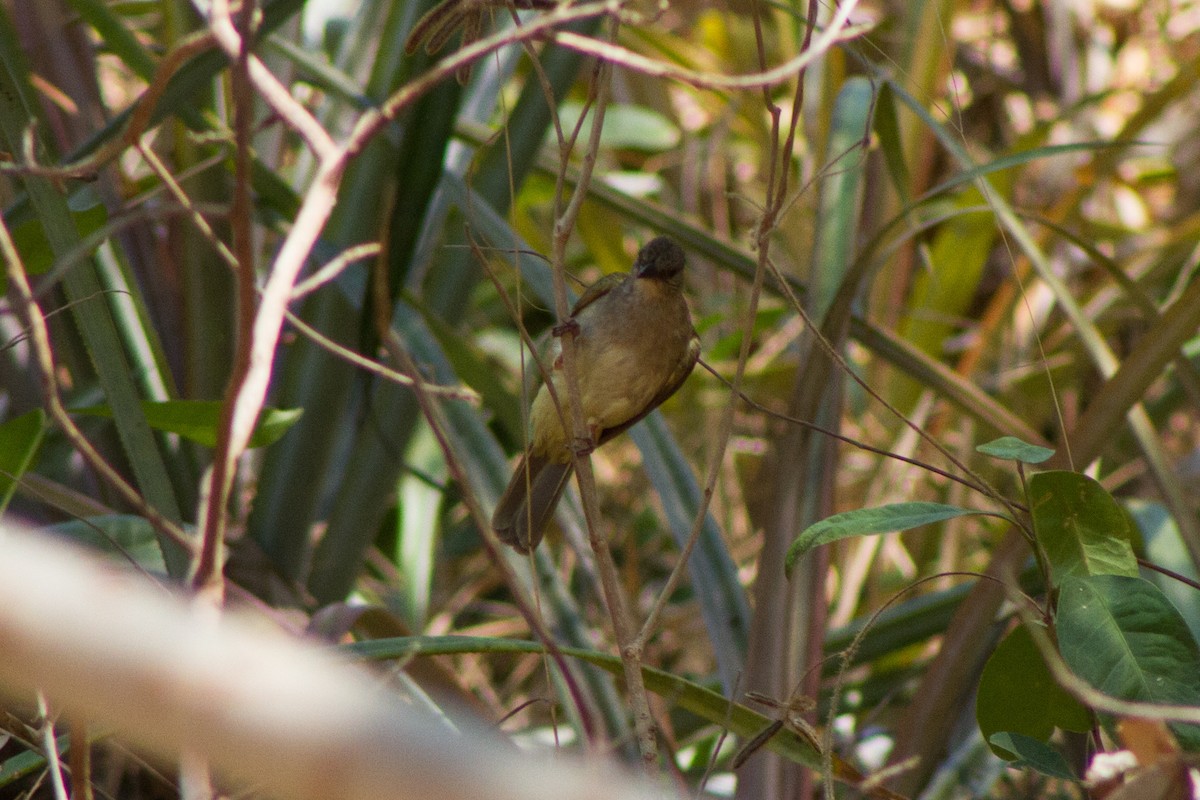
633, 236, 686, 285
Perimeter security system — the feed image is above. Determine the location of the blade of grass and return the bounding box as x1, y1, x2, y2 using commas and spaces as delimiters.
0, 10, 188, 573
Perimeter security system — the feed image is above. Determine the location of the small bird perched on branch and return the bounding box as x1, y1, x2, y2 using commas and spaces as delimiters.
491, 236, 700, 553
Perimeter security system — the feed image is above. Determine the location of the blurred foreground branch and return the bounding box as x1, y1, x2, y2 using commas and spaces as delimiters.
0, 526, 667, 800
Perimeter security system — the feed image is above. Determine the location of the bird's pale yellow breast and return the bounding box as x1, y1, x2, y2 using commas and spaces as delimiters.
529, 273, 693, 461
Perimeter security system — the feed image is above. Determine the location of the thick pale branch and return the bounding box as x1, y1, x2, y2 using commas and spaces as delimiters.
0, 528, 669, 800
548, 20, 871, 90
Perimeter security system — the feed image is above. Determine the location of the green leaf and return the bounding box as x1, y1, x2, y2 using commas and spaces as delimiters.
1057, 574, 1200, 749
1030, 471, 1138, 586
0, 734, 68, 788
785, 502, 995, 574
556, 102, 681, 152
8, 190, 108, 276
72, 401, 303, 449
977, 436, 1055, 464
872, 82, 911, 201
1128, 499, 1200, 643
47, 514, 168, 573
393, 424, 446, 630
987, 733, 1077, 780
977, 624, 1092, 757
0, 409, 45, 515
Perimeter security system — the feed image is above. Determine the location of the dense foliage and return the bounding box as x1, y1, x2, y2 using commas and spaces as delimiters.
3, 0, 1200, 798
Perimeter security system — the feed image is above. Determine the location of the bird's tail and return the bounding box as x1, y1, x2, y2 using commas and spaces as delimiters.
491, 452, 574, 553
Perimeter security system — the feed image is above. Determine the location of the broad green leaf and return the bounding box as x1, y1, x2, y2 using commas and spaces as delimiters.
47, 514, 168, 573
977, 624, 1091, 757
977, 436, 1055, 464
73, 401, 303, 449
556, 102, 681, 152
0, 409, 44, 515
785, 502, 997, 574
987, 733, 1077, 780
1057, 574, 1200, 749
1030, 471, 1138, 586
1127, 499, 1200, 642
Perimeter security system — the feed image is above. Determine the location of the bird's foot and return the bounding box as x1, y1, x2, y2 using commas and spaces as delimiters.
569, 435, 596, 457
552, 318, 581, 338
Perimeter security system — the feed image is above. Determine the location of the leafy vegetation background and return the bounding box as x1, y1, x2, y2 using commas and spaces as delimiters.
3, 0, 1200, 798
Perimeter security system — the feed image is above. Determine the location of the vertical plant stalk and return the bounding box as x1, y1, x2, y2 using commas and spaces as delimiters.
179, 11, 252, 800
35, 693, 68, 800
542, 19, 661, 771
68, 717, 94, 800
373, 321, 601, 750
737, 0, 835, 796
183, 4, 263, 791
366, 193, 600, 746
193, 0, 260, 600
621, 0, 836, 656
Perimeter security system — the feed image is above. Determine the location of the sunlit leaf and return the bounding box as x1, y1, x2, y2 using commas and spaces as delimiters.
1057, 574, 1200, 749
1030, 471, 1138, 586
977, 436, 1055, 464
785, 502, 1001, 575
556, 102, 681, 152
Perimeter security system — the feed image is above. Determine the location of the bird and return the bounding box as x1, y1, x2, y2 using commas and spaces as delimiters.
491, 236, 700, 553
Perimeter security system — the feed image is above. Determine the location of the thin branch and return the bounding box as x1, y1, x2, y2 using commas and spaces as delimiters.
548, 20, 873, 91
757, 253, 1025, 525
345, 1, 619, 159
282, 308, 480, 402
191, 0, 259, 600
289, 243, 382, 301
696, 360, 1017, 511
369, 291, 601, 751
135, 140, 238, 269
545, 17, 663, 771
206, 0, 337, 161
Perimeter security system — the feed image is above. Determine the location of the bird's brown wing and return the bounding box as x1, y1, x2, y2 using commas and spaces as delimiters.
595, 328, 700, 447
569, 272, 626, 318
